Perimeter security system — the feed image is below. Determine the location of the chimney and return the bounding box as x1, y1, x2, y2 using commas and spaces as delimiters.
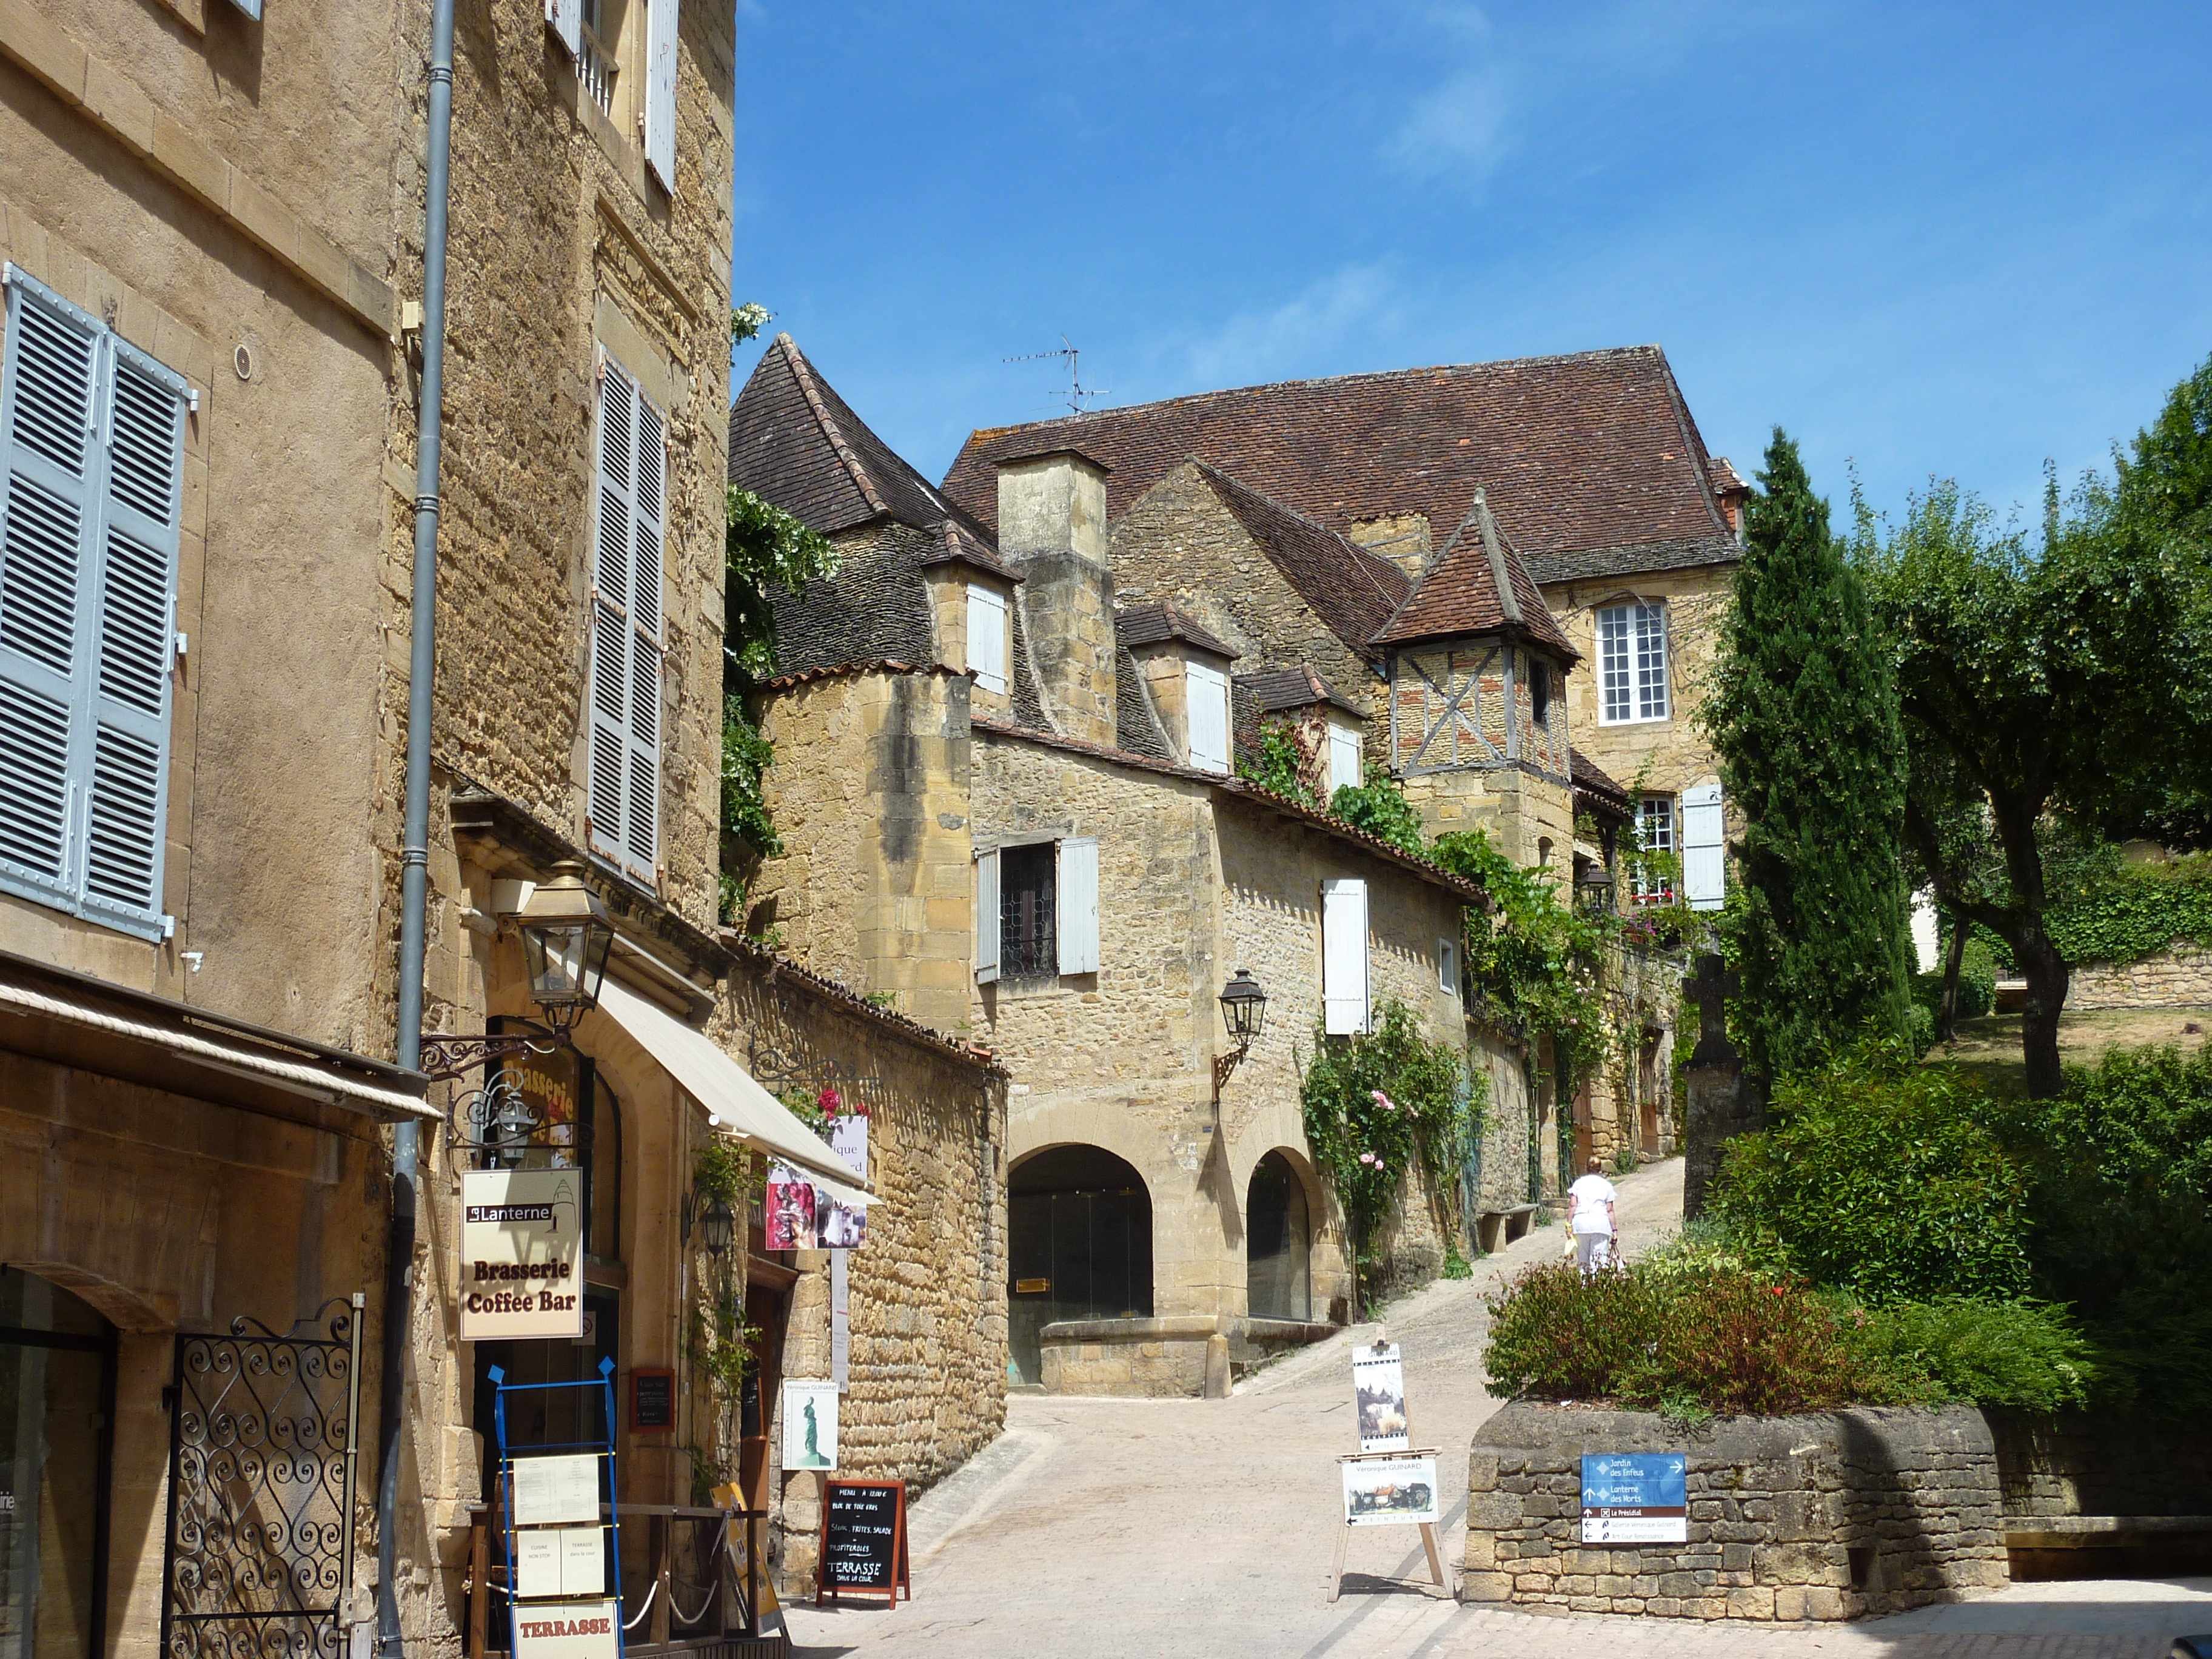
996, 448, 1118, 746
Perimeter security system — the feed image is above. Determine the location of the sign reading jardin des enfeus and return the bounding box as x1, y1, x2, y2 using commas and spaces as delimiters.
461, 1168, 585, 1340
1580, 1452, 1688, 1543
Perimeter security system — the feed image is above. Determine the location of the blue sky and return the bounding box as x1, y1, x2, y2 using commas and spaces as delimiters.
731, 2, 2212, 531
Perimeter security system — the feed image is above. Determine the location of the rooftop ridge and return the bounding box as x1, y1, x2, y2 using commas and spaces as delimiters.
777, 333, 890, 518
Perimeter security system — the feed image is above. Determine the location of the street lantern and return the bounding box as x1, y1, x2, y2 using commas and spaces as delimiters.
1576, 865, 1617, 914
486, 1087, 537, 1168
518, 860, 616, 1030
1212, 970, 1268, 1108
683, 1188, 736, 1257
1218, 969, 1268, 1050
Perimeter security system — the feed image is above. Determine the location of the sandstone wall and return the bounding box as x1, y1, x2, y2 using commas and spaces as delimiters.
722, 957, 1008, 1599
2065, 945, 2212, 1009
1109, 461, 1384, 726
1465, 1402, 2008, 1622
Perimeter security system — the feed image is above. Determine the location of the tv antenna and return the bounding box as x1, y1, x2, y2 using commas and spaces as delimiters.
1005, 336, 1108, 415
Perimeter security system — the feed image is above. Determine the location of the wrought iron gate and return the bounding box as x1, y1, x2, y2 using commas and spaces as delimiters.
162, 1295, 364, 1659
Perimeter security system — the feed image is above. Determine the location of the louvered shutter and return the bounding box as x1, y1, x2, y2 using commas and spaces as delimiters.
1187, 660, 1229, 773
973, 849, 1000, 985
965, 584, 1006, 693
546, 0, 582, 55
1057, 837, 1098, 974
1681, 782, 1725, 911
78, 336, 184, 934
0, 276, 100, 910
643, 0, 679, 193
588, 358, 663, 885
1322, 877, 1369, 1035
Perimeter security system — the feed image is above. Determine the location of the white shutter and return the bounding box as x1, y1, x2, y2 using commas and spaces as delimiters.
1322, 877, 1369, 1035
1187, 660, 1229, 773
1057, 837, 1098, 974
1439, 936, 1458, 996
80, 337, 184, 933
965, 583, 1006, 693
1681, 782, 1724, 911
546, 0, 583, 55
0, 270, 181, 939
973, 849, 1000, 985
643, 0, 679, 193
1329, 723, 1362, 796
588, 358, 662, 885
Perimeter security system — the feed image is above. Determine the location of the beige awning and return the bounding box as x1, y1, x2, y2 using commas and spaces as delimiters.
0, 975, 438, 1123
594, 976, 871, 1205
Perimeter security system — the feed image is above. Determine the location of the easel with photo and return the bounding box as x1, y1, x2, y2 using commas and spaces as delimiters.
1329, 1335, 1450, 1603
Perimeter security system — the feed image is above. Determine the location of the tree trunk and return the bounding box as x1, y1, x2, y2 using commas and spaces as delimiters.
1935, 913, 1968, 1044
2015, 927, 2071, 1099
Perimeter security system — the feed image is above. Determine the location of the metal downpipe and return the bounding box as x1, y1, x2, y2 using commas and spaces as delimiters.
378, 0, 456, 1647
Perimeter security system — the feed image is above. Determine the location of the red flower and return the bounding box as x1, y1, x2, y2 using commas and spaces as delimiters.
1769, 1285, 1787, 1296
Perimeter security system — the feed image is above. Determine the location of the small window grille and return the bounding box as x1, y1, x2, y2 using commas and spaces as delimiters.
999, 843, 1057, 980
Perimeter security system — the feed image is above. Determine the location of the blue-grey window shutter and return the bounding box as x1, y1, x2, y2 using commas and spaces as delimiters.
626, 388, 663, 882
588, 359, 637, 872
0, 274, 99, 911
79, 335, 186, 936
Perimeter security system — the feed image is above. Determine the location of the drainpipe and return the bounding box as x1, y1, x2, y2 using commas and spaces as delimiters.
378, 0, 457, 1649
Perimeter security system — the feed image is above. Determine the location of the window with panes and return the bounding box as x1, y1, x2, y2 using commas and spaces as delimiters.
0, 269, 187, 940
1634, 794, 1676, 904
1597, 600, 1669, 724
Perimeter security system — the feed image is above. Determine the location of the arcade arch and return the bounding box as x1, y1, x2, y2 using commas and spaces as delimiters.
1007, 1145, 1154, 1386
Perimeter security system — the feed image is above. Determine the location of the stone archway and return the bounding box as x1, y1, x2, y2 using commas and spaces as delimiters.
1244, 1149, 1312, 1322
1007, 1145, 1153, 1386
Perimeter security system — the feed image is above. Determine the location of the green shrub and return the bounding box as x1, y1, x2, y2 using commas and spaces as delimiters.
1329, 764, 1427, 856
1840, 1298, 2096, 1412
1483, 1258, 1906, 1415
1709, 1047, 2031, 1301
2047, 851, 2212, 965
1911, 937, 1997, 1028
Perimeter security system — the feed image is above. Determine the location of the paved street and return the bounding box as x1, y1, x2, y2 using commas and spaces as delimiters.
786, 1156, 2212, 1659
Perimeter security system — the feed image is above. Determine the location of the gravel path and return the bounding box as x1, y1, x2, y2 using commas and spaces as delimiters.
784, 1156, 2211, 1659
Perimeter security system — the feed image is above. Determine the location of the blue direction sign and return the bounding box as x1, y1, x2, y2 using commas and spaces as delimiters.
1580, 1452, 1687, 1543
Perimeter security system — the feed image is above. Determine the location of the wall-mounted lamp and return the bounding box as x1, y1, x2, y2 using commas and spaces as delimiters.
420, 860, 617, 1082
1212, 968, 1269, 1107
1575, 866, 1618, 914
681, 1188, 736, 1258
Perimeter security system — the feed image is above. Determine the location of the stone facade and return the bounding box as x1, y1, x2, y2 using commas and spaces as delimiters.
720, 949, 1008, 1601
1464, 1402, 2010, 1622
2064, 944, 2212, 1009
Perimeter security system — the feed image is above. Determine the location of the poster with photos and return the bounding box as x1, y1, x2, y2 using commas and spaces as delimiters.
816, 1112, 868, 1249
763, 1164, 815, 1251
1341, 1454, 1439, 1527
1352, 1341, 1409, 1452
782, 1378, 839, 1470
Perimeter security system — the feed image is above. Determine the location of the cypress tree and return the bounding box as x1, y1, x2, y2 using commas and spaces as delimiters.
1703, 429, 1917, 1082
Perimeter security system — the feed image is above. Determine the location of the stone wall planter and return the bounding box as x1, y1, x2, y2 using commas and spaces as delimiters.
1464, 1401, 2009, 1621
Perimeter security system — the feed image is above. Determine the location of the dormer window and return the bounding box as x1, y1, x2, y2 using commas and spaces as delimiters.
1187, 660, 1230, 773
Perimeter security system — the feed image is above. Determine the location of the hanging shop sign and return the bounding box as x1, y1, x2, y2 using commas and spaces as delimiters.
461, 1168, 585, 1339
817, 1110, 868, 1248
762, 1164, 815, 1251
1581, 1452, 1687, 1543
817, 1480, 910, 1606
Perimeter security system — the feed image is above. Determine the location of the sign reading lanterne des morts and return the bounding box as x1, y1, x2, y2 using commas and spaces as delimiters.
462, 1168, 585, 1339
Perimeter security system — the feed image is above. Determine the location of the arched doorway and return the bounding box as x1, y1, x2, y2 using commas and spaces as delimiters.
1245, 1151, 1311, 1322
0, 1267, 116, 1659
1007, 1147, 1153, 1386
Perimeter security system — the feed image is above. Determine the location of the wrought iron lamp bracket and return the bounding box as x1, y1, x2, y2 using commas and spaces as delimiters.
418, 1027, 568, 1085
1212, 1040, 1254, 1107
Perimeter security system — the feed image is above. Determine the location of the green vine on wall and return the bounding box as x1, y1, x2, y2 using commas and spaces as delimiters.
1299, 999, 1481, 1311
2048, 853, 2212, 965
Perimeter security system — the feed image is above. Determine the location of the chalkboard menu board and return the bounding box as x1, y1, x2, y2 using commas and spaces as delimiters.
816, 1480, 910, 1606
631, 1368, 674, 1432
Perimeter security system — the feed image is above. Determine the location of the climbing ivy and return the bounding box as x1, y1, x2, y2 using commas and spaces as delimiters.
1299, 999, 1478, 1309
2048, 853, 2212, 965
1328, 763, 1427, 855
1236, 719, 1322, 809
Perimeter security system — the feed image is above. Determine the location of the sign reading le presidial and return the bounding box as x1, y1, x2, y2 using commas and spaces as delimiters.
462, 1168, 585, 1340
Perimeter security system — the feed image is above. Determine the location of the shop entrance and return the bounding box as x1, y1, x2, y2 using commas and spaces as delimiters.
1007, 1147, 1153, 1386
1245, 1151, 1312, 1322
0, 1269, 114, 1659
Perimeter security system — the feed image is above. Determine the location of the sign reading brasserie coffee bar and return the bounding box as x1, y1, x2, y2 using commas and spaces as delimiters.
461, 1168, 584, 1339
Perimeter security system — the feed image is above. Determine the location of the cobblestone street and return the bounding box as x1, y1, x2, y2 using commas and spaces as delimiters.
786, 1158, 2212, 1659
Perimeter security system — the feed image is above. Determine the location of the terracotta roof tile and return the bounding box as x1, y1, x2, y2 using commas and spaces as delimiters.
1190, 463, 1409, 659
943, 344, 1738, 592
1374, 489, 1578, 658
1236, 665, 1365, 718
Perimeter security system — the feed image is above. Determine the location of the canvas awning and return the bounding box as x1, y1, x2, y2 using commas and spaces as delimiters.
594, 976, 871, 1205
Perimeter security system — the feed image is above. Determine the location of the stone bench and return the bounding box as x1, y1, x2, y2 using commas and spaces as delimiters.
1475, 1204, 1540, 1255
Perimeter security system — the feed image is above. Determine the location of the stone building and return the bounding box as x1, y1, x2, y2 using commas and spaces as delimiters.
4, 2, 1003, 1651
732, 336, 1540, 1396
943, 346, 1747, 914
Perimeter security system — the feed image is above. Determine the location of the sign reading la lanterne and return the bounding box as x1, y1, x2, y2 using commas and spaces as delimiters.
462, 1168, 585, 1339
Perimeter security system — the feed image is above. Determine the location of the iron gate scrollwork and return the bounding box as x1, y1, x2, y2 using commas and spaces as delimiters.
163, 1295, 365, 1659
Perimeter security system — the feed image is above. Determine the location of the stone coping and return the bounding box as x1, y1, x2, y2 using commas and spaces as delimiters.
1037, 1314, 1337, 1345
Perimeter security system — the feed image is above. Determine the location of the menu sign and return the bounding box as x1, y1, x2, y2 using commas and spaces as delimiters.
462, 1169, 585, 1339
510, 1598, 618, 1659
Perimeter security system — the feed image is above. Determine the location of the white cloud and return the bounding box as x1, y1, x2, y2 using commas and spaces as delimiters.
1387, 61, 1515, 182
1178, 264, 1399, 387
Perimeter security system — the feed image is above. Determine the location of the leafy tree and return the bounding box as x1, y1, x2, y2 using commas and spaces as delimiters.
1701, 431, 1915, 1084
1855, 416, 2212, 1096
